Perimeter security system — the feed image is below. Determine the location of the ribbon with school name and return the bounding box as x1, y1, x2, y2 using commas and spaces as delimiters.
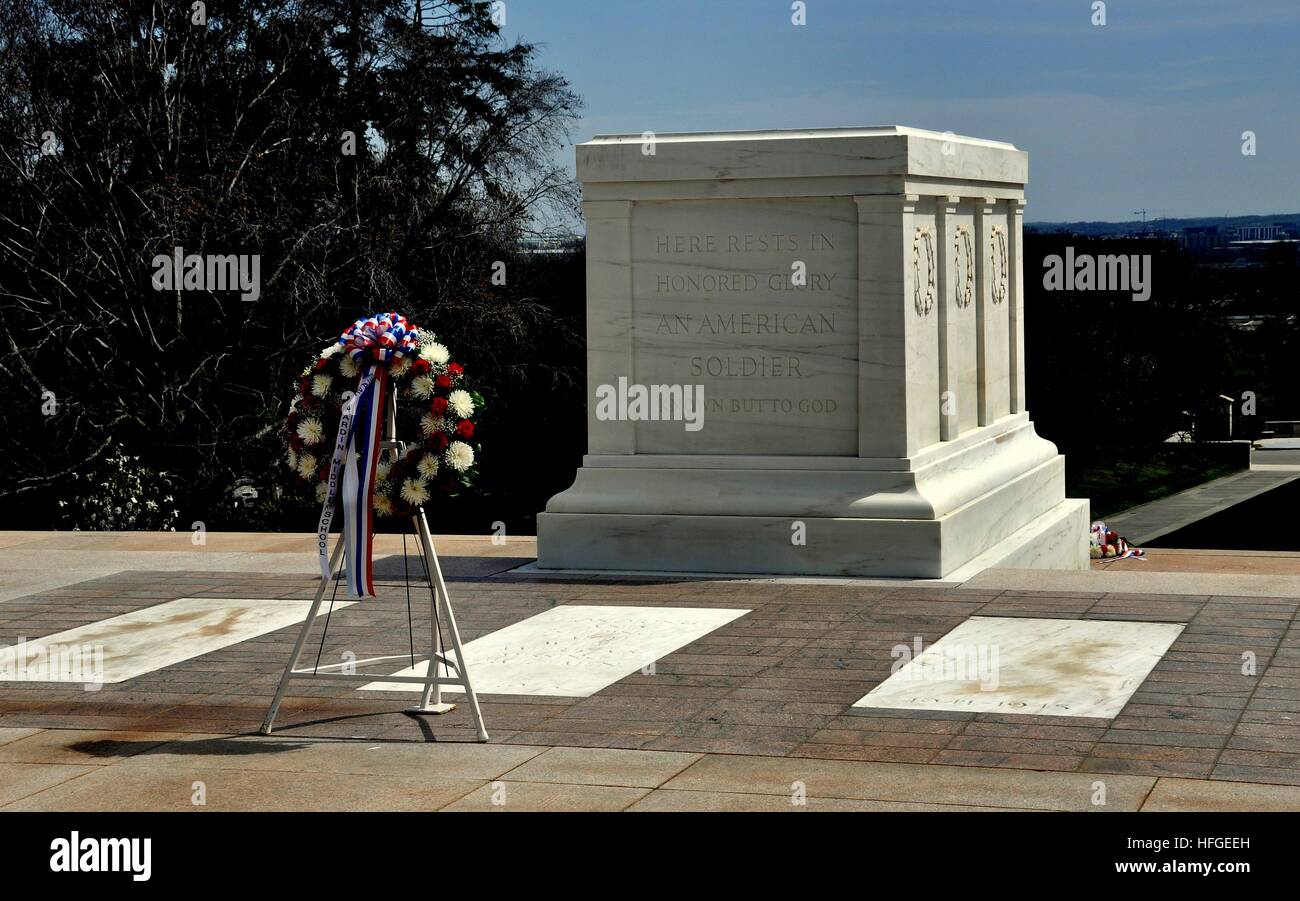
315, 313, 420, 598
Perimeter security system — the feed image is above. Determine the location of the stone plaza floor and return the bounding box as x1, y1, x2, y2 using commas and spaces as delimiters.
2, 531, 1300, 811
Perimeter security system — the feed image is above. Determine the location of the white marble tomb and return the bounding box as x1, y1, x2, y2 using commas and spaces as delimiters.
854, 616, 1185, 718
538, 126, 1089, 577
360, 604, 749, 697
0, 597, 356, 684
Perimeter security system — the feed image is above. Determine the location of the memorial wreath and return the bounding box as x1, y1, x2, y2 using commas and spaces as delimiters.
284, 312, 482, 597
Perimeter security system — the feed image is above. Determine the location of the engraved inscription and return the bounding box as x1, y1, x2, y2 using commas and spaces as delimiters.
630, 198, 859, 455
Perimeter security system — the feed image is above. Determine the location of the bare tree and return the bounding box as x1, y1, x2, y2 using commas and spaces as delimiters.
0, 0, 583, 528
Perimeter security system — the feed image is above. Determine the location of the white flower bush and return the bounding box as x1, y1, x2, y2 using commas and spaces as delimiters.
57, 445, 179, 531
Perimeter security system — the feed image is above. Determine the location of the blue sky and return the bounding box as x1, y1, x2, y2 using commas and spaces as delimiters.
500, 0, 1300, 222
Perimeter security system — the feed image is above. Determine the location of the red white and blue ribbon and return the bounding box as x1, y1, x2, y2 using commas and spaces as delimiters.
315, 313, 420, 598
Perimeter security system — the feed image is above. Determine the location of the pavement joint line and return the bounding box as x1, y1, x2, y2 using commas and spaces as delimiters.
1, 763, 100, 808
437, 780, 495, 810
635, 786, 1053, 812
496, 747, 704, 789
1137, 777, 1161, 811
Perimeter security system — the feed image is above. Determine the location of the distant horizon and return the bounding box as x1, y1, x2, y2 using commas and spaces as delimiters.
1027, 210, 1300, 227
542, 209, 1300, 237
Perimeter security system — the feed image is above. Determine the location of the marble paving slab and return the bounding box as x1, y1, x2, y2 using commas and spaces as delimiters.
0, 597, 355, 684
361, 604, 749, 697
853, 616, 1185, 719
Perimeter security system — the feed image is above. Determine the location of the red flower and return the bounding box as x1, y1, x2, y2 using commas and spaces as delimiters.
447, 362, 464, 377
428, 432, 450, 451
430, 396, 448, 416
289, 435, 305, 452
313, 358, 329, 371
435, 374, 452, 389
456, 420, 474, 438
412, 358, 431, 376
317, 465, 329, 482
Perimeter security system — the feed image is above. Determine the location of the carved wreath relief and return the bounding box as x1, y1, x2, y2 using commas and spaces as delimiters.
953, 224, 975, 308
912, 225, 936, 316
990, 224, 1008, 305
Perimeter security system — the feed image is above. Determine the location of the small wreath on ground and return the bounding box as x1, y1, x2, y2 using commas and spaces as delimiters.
283, 314, 483, 518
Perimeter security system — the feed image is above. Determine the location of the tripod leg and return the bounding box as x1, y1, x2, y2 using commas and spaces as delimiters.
261, 537, 345, 735
410, 512, 456, 714
415, 511, 489, 741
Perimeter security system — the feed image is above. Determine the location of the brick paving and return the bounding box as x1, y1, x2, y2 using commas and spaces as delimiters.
2, 558, 1298, 791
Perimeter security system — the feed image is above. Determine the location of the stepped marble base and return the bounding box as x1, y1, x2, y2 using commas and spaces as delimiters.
538, 418, 1088, 579
537, 497, 1087, 579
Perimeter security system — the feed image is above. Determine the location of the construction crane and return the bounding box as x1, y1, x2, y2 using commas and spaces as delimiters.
1132, 209, 1168, 234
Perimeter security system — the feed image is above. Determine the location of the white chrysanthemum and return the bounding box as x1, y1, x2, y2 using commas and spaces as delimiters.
297, 453, 318, 478
400, 478, 430, 506
339, 355, 359, 378
445, 441, 474, 472
297, 417, 324, 445
286, 449, 298, 470
376, 459, 392, 481
448, 389, 475, 418
315, 481, 329, 502
320, 343, 342, 358
373, 493, 394, 516
390, 356, 412, 378
311, 374, 332, 398
420, 341, 450, 365
420, 412, 444, 436
410, 375, 435, 399
417, 453, 440, 480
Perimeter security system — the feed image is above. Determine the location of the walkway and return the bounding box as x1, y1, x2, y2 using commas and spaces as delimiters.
1102, 458, 1300, 545
4, 728, 1297, 811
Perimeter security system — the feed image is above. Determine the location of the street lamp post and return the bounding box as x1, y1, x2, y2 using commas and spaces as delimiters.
1218, 394, 1234, 439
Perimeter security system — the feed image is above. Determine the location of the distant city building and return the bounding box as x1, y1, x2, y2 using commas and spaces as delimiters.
1234, 224, 1278, 241
1179, 226, 1228, 251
